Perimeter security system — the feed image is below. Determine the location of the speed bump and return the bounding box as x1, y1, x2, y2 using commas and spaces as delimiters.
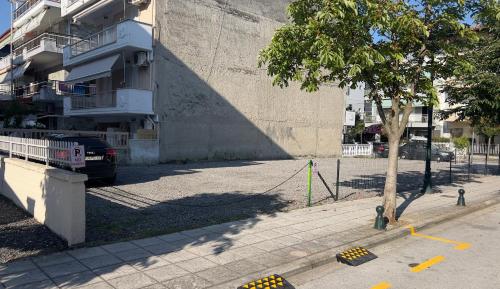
336, 246, 377, 266
238, 274, 294, 289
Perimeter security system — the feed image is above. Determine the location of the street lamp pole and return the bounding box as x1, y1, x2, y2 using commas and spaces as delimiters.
422, 69, 434, 193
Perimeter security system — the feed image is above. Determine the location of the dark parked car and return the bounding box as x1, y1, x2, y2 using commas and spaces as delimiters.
48, 136, 117, 184
399, 141, 454, 162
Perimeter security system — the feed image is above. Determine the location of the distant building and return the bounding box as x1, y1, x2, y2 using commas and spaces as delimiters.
0, 0, 346, 163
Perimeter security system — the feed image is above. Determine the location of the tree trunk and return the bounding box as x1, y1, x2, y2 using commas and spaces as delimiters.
383, 135, 400, 224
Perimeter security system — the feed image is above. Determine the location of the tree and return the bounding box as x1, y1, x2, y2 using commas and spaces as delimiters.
345, 112, 366, 143
443, 0, 500, 126
259, 0, 477, 223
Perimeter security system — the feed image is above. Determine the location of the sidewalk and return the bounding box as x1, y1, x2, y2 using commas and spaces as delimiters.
1, 176, 499, 289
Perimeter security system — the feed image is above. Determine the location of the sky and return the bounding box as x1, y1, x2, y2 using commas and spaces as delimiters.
0, 0, 10, 34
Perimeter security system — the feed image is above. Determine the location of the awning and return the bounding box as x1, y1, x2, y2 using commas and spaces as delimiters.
0, 61, 31, 84
12, 8, 59, 41
73, 0, 121, 23
65, 54, 120, 83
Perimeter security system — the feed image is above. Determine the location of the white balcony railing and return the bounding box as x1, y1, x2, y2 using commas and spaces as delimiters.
68, 25, 118, 58
0, 33, 77, 70
15, 33, 78, 55
64, 88, 153, 116
13, 0, 61, 21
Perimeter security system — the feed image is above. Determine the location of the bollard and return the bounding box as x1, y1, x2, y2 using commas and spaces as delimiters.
449, 157, 452, 183
374, 206, 386, 230
307, 160, 313, 207
335, 159, 340, 201
457, 189, 466, 206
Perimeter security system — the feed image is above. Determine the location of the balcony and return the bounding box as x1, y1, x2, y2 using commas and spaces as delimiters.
13, 0, 61, 28
63, 88, 153, 116
61, 0, 99, 17
0, 33, 76, 73
63, 20, 152, 67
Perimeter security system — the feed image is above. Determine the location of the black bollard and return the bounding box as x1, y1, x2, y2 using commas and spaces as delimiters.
374, 206, 386, 230
457, 189, 466, 206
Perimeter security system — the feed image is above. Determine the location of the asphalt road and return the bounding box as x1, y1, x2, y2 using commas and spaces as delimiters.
290, 203, 500, 289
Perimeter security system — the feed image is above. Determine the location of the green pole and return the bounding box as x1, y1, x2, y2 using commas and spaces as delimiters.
307, 160, 313, 207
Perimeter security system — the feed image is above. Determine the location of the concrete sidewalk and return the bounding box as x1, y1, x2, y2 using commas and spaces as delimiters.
1, 176, 499, 289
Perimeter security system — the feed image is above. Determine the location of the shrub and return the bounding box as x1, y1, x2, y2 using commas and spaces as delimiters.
452, 136, 470, 150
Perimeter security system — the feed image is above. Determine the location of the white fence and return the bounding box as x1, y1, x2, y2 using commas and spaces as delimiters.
0, 136, 77, 167
342, 144, 373, 157
0, 129, 128, 150
470, 144, 500, 155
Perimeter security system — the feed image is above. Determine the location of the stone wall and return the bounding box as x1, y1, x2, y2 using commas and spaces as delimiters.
154, 0, 345, 161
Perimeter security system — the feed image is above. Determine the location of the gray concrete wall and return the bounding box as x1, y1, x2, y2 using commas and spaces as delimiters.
129, 139, 160, 165
154, 0, 345, 162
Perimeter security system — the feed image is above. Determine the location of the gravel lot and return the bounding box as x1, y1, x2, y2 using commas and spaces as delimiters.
1, 156, 491, 262
0, 195, 67, 264
85, 157, 484, 245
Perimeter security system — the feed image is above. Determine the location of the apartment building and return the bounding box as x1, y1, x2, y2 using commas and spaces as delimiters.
0, 0, 346, 163
363, 89, 474, 142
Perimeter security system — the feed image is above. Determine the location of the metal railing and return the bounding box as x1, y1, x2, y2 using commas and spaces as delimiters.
69, 25, 117, 57
0, 135, 76, 167
13, 0, 61, 21
67, 0, 80, 7
0, 129, 129, 150
342, 144, 373, 157
15, 33, 78, 55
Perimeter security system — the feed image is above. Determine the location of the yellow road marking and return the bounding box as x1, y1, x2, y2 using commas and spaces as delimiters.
406, 225, 471, 250
410, 255, 445, 272
371, 281, 392, 289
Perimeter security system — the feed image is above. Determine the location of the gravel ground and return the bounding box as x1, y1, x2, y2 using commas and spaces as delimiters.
85, 157, 491, 245
2, 156, 492, 262
0, 195, 67, 264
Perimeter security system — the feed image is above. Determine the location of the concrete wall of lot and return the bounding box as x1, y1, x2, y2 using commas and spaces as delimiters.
154, 0, 345, 162
0, 157, 87, 246
129, 139, 160, 165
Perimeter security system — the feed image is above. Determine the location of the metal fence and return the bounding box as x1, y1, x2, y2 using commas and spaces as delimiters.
0, 136, 76, 167
309, 154, 499, 203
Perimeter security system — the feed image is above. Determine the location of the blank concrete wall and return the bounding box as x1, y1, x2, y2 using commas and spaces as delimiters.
154, 0, 345, 162
0, 157, 87, 246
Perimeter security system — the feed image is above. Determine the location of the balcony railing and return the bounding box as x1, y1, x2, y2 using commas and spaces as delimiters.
68, 25, 118, 58
13, 0, 61, 21
14, 33, 78, 55
70, 90, 116, 110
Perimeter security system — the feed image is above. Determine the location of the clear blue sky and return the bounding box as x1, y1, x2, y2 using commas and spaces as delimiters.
0, 0, 10, 34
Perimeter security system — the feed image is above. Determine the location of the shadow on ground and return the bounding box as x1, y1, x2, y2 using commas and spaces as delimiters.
0, 195, 67, 264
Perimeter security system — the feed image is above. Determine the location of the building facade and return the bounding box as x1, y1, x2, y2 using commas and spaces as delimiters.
0, 0, 346, 162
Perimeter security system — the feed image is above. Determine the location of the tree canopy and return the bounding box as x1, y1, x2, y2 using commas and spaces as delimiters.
258, 0, 481, 223
443, 0, 500, 127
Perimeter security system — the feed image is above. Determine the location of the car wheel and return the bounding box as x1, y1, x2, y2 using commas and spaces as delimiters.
104, 175, 117, 185
400, 153, 407, 160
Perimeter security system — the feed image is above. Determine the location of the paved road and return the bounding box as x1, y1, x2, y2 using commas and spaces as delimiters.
291, 203, 500, 289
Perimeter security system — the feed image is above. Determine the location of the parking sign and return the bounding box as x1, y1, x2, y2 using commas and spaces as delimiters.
70, 145, 85, 168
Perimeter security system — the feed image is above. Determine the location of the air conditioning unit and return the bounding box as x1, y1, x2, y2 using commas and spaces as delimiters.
129, 0, 150, 6
134, 52, 149, 67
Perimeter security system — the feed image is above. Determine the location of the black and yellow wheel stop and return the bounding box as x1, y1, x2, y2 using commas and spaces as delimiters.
336, 246, 377, 266
238, 274, 295, 289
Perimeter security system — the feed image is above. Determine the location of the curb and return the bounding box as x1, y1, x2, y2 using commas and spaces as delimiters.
217, 195, 500, 288
283, 196, 500, 278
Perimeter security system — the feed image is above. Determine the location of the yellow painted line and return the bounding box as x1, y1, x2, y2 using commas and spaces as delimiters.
406, 225, 471, 250
410, 255, 445, 272
371, 281, 392, 289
